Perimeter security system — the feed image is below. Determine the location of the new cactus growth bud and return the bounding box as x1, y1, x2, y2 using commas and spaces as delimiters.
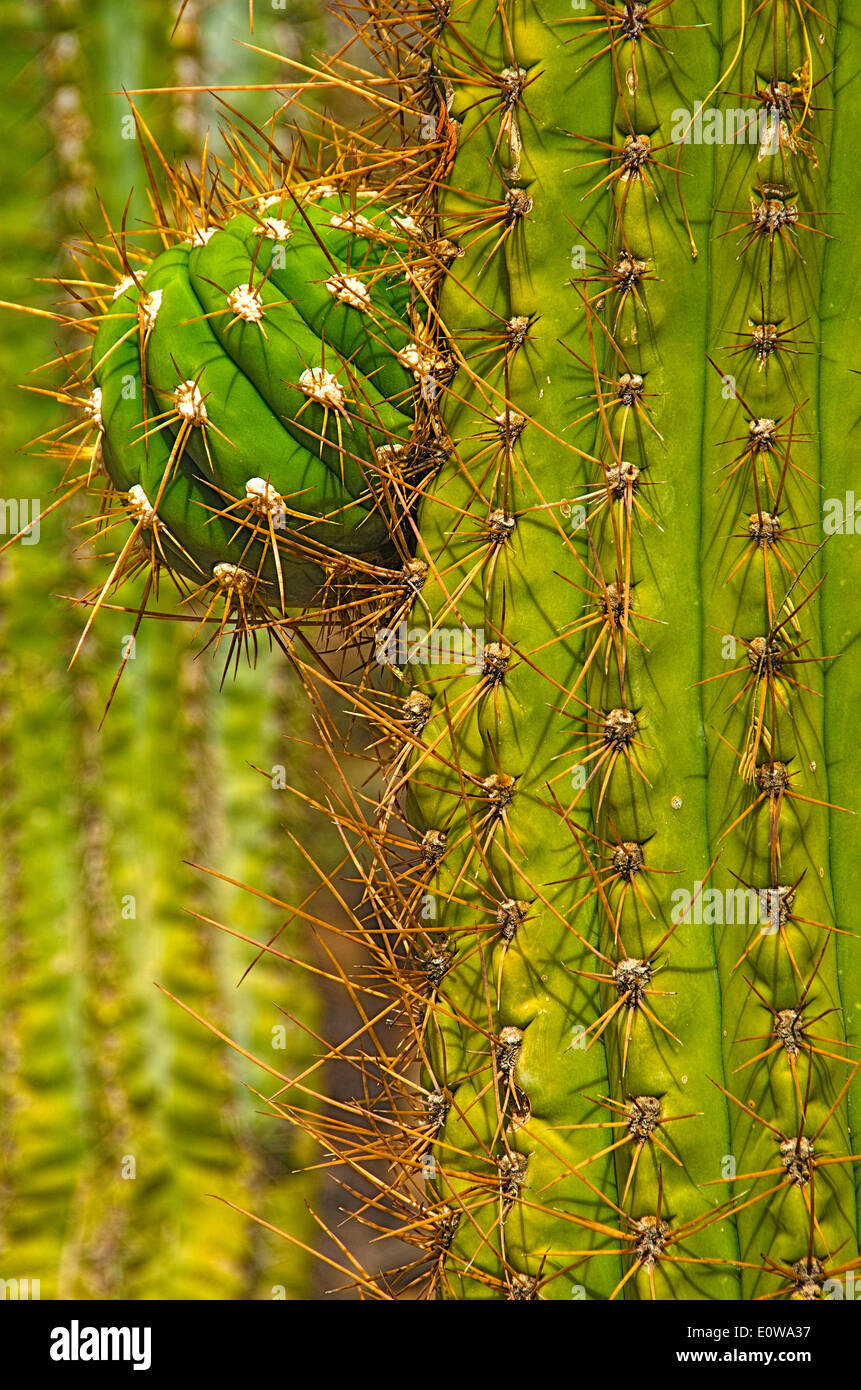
91, 187, 430, 610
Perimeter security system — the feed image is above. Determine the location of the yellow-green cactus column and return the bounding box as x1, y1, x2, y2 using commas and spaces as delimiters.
406, 0, 739, 1299
821, 0, 861, 1254
701, 0, 858, 1298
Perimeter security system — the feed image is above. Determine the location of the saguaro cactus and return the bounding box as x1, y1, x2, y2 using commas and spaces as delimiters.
8, 0, 860, 1300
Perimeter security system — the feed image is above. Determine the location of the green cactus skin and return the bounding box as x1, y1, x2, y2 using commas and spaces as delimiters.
92, 192, 421, 606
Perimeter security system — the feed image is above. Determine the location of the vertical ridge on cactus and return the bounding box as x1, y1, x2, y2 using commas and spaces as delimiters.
698, 0, 859, 1297
820, 2, 861, 1254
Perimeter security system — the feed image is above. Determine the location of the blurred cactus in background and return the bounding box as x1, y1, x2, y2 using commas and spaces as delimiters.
0, 0, 330, 1300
